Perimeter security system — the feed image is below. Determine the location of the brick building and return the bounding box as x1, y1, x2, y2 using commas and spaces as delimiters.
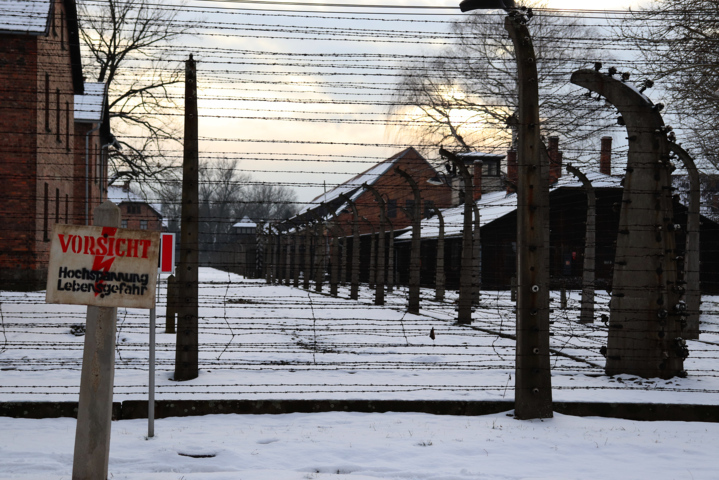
107, 183, 164, 232
0, 0, 108, 290
293, 147, 453, 236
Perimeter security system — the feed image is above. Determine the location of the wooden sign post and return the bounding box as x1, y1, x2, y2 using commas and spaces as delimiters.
45, 201, 160, 480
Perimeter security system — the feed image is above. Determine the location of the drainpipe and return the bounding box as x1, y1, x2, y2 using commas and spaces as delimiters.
85, 124, 101, 225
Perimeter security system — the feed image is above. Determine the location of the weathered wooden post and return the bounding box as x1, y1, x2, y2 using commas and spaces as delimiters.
175, 54, 199, 382
395, 167, 422, 315
71, 203, 120, 480
567, 163, 596, 323
572, 68, 686, 379
471, 199, 481, 305
165, 273, 177, 333
668, 143, 701, 340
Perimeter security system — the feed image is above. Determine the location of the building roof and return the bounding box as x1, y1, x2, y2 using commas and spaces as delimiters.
395, 170, 623, 242
0, 0, 53, 34
74, 82, 106, 123
0, 0, 84, 95
233, 216, 257, 228
107, 185, 163, 219
296, 148, 419, 218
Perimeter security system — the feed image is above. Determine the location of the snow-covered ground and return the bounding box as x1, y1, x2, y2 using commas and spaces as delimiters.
2, 410, 719, 480
1, 268, 718, 404
1, 268, 719, 479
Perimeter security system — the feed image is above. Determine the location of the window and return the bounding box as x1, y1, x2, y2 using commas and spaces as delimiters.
485, 160, 500, 177
405, 199, 415, 214
140, 220, 148, 230
55, 89, 60, 142
386, 199, 397, 218
423, 200, 435, 219
43, 183, 49, 241
60, 11, 65, 50
65, 101, 69, 150
121, 220, 128, 229
44, 74, 50, 132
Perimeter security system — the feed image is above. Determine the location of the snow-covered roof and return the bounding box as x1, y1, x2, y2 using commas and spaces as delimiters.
396, 170, 622, 242
296, 149, 414, 218
107, 185, 163, 219
0, 0, 52, 34
233, 216, 257, 228
74, 82, 106, 123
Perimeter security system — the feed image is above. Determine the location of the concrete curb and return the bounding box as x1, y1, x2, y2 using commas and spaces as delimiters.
1, 400, 717, 423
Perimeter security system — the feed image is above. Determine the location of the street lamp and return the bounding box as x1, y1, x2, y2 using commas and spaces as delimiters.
458, 0, 552, 420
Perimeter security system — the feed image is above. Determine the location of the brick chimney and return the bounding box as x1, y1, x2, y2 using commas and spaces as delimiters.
122, 180, 131, 192
600, 136, 612, 175
473, 160, 483, 201
506, 149, 517, 193
548, 136, 562, 185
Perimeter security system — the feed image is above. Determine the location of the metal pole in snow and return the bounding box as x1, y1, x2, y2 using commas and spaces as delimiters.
148, 275, 158, 438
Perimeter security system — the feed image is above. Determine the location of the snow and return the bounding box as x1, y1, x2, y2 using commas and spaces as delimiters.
74, 82, 106, 123
0, 0, 51, 34
1, 267, 718, 478
396, 171, 623, 242
1, 411, 718, 479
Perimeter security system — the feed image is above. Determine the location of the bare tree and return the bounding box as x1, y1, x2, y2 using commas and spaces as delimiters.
619, 0, 719, 168
78, 0, 195, 182
390, 2, 612, 160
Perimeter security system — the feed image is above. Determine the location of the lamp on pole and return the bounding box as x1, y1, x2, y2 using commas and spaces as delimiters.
458, 0, 552, 420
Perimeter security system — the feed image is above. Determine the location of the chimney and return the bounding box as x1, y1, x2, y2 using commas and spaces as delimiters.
600, 136, 612, 175
473, 160, 483, 201
506, 149, 518, 193
122, 180, 131, 192
548, 136, 562, 184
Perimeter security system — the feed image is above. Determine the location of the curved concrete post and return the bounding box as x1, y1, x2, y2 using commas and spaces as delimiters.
339, 193, 360, 300
571, 68, 685, 379
506, 14, 552, 419
395, 167, 422, 315
361, 217, 377, 291
386, 216, 395, 294
433, 207, 446, 302
307, 210, 326, 293
668, 143, 701, 339
364, 184, 386, 305
566, 163, 596, 324
440, 148, 474, 324
303, 222, 312, 290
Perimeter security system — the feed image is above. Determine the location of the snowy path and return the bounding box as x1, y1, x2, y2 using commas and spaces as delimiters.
1, 268, 718, 404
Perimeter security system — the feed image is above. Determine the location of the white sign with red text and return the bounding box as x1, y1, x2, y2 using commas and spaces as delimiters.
45, 224, 161, 309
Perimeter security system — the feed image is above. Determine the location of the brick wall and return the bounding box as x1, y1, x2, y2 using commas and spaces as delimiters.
0, 0, 78, 289
73, 122, 103, 225
120, 203, 164, 232
333, 148, 451, 237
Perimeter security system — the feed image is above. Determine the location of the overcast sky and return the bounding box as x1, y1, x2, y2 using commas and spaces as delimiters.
153, 0, 655, 208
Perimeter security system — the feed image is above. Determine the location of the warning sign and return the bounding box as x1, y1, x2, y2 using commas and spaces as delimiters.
45, 224, 160, 309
